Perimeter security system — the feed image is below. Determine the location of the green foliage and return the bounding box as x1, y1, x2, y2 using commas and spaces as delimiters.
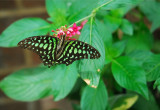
154, 78, 160, 91
132, 92, 160, 110
106, 40, 126, 61
0, 64, 78, 101
143, 54, 160, 81
127, 50, 153, 65
68, 0, 98, 23
0, 67, 52, 101
100, 0, 143, 10
139, 0, 160, 32
79, 20, 105, 87
120, 19, 133, 35
46, 0, 68, 27
108, 94, 138, 110
111, 56, 148, 99
0, 18, 52, 47
51, 63, 78, 101
81, 80, 108, 110
125, 27, 153, 54
0, 0, 160, 109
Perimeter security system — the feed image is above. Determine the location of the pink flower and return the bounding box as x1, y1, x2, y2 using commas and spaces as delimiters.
52, 22, 86, 40
81, 20, 88, 28
66, 28, 74, 37
70, 23, 82, 35
57, 29, 65, 38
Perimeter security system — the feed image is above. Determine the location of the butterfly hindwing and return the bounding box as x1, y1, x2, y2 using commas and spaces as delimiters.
56, 40, 101, 65
18, 35, 59, 67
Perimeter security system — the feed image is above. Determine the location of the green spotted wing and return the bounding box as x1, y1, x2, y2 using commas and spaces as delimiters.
18, 35, 59, 67
18, 35, 101, 67
56, 40, 101, 65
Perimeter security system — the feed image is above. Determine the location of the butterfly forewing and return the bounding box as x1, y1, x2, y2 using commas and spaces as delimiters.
56, 40, 101, 65
18, 36, 59, 67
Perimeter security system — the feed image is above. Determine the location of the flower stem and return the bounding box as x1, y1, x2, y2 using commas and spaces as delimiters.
68, 14, 93, 27
95, 0, 114, 11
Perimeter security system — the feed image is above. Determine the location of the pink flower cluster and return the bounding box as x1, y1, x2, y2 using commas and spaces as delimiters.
52, 20, 87, 40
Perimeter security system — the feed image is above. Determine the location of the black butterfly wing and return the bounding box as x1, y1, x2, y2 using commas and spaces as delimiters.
18, 35, 59, 67
56, 40, 101, 65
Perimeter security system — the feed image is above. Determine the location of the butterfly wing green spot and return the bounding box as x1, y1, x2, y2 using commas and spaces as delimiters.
57, 40, 101, 65
18, 35, 59, 67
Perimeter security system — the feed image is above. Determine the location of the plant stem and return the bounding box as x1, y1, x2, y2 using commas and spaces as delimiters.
68, 14, 93, 27
69, 0, 113, 27
95, 0, 114, 11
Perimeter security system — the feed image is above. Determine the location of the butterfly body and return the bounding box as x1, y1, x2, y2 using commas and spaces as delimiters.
18, 35, 100, 67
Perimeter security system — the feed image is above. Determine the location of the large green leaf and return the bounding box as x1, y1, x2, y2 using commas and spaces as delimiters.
51, 63, 78, 101
139, 0, 160, 32
0, 67, 52, 101
0, 64, 78, 101
81, 80, 108, 110
143, 54, 160, 81
111, 56, 149, 99
45, 0, 68, 26
109, 94, 138, 110
0, 18, 52, 47
79, 19, 105, 87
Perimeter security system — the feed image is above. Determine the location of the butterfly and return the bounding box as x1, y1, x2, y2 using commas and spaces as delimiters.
18, 35, 101, 67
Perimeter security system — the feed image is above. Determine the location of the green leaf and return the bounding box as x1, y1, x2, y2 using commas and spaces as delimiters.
105, 40, 126, 65
125, 26, 153, 54
143, 54, 160, 81
120, 19, 133, 35
100, 0, 143, 11
95, 19, 112, 47
111, 56, 149, 99
51, 63, 78, 101
109, 94, 138, 110
104, 12, 122, 33
0, 64, 78, 101
79, 19, 105, 87
95, 19, 113, 64
0, 67, 52, 101
106, 40, 126, 59
99, 0, 143, 26
0, 18, 52, 47
139, 0, 160, 32
81, 80, 108, 110
127, 50, 153, 65
131, 92, 160, 110
68, 0, 98, 23
45, 0, 68, 26
154, 78, 160, 91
